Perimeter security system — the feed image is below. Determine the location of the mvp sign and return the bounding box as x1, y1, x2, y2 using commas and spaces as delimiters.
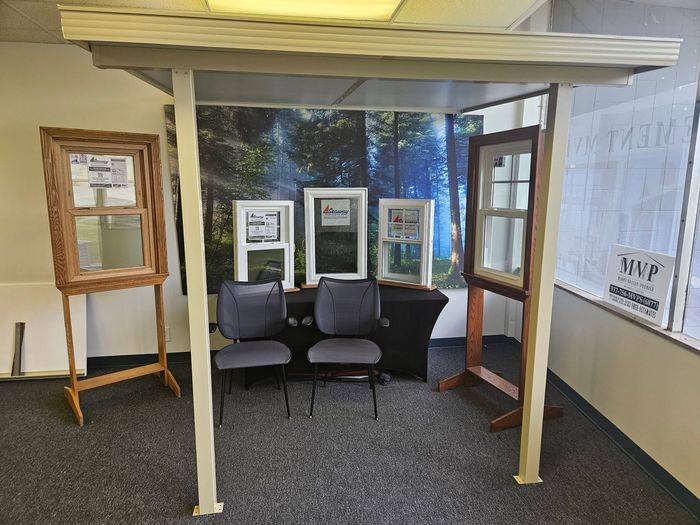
604, 244, 675, 326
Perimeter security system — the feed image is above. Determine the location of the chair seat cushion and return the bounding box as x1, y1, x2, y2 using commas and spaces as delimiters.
307, 338, 381, 365
215, 340, 291, 370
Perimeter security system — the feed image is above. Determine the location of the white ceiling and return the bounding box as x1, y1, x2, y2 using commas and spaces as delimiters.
0, 0, 550, 44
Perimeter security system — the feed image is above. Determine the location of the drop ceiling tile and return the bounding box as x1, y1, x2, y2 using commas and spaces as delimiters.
4, 0, 61, 31
394, 0, 541, 29
19, 0, 207, 11
0, 4, 41, 29
0, 27, 62, 42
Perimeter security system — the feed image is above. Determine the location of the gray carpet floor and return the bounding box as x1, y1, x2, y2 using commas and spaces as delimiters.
0, 342, 696, 525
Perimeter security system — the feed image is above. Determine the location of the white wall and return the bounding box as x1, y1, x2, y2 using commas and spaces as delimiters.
0, 42, 190, 358
549, 286, 700, 497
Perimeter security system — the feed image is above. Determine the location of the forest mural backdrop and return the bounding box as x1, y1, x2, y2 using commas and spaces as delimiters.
164, 106, 483, 293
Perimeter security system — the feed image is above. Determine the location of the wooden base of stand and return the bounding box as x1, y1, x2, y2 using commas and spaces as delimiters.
438, 364, 562, 432
489, 405, 563, 433
64, 364, 181, 426
61, 284, 181, 426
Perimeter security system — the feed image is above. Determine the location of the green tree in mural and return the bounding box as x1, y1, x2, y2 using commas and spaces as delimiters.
166, 106, 277, 292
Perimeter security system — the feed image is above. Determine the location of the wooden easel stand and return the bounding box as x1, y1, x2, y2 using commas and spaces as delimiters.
61, 283, 181, 426
438, 285, 562, 432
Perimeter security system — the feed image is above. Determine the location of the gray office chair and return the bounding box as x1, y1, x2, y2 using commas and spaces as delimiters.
307, 277, 389, 420
214, 279, 292, 428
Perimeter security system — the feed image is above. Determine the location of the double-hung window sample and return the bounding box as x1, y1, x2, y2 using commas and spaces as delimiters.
377, 198, 434, 289
233, 200, 295, 290
465, 125, 542, 296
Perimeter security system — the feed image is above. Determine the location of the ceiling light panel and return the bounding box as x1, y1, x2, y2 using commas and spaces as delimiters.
206, 0, 402, 21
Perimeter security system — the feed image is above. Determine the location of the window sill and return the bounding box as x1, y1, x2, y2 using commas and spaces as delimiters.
554, 280, 700, 357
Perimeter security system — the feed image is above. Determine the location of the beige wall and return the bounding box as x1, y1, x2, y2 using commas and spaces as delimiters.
549, 286, 700, 497
0, 42, 190, 357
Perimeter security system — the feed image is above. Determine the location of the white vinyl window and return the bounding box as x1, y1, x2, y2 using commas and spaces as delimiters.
303, 187, 367, 286
377, 198, 434, 289
474, 140, 532, 288
233, 200, 295, 290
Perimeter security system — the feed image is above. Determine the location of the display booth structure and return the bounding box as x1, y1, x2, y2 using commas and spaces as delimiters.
438, 125, 562, 432
233, 200, 296, 291
55, 4, 680, 512
377, 198, 435, 290
303, 187, 368, 287
40, 127, 181, 426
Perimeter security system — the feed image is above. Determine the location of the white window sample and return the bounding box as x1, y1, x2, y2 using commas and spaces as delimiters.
233, 200, 295, 290
304, 187, 368, 285
474, 139, 532, 288
377, 198, 435, 289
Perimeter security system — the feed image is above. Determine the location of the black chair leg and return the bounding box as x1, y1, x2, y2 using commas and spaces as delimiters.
323, 367, 327, 388
369, 364, 378, 421
227, 368, 234, 395
275, 367, 281, 390
309, 363, 318, 418
218, 370, 227, 428
280, 365, 291, 419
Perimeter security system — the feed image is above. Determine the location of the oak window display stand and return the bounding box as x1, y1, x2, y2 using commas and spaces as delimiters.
40, 127, 181, 426
438, 125, 562, 432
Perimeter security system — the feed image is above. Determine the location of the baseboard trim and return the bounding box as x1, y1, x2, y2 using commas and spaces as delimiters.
88, 352, 191, 370
429, 335, 519, 348
548, 371, 700, 521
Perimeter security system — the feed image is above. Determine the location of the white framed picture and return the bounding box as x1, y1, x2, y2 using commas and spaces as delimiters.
233, 200, 295, 290
377, 198, 435, 290
303, 187, 368, 286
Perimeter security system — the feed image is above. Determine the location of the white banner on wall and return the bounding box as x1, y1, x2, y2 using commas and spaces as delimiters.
604, 244, 675, 326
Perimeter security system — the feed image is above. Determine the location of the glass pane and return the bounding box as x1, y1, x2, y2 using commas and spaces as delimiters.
247, 249, 285, 281
76, 215, 144, 272
554, 1, 694, 321
386, 207, 420, 240
384, 242, 421, 283
70, 154, 137, 208
513, 182, 530, 210
493, 153, 514, 181
481, 215, 524, 277
515, 153, 531, 181
491, 183, 512, 208
246, 211, 281, 243
314, 197, 358, 274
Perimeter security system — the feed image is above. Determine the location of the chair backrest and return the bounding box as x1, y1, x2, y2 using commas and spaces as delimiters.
314, 277, 380, 336
217, 279, 286, 340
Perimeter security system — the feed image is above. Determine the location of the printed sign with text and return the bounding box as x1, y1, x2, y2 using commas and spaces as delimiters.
321, 199, 351, 226
604, 244, 675, 326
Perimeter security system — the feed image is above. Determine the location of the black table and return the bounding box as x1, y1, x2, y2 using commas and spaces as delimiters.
262, 285, 448, 383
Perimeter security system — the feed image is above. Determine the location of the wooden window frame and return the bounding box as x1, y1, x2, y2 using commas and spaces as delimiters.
40, 128, 168, 295
463, 125, 543, 301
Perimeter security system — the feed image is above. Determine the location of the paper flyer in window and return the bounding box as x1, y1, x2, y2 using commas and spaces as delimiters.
87, 155, 113, 188
69, 153, 88, 181
247, 211, 279, 241
110, 157, 129, 188
320, 199, 351, 226
603, 244, 675, 326
389, 208, 420, 240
